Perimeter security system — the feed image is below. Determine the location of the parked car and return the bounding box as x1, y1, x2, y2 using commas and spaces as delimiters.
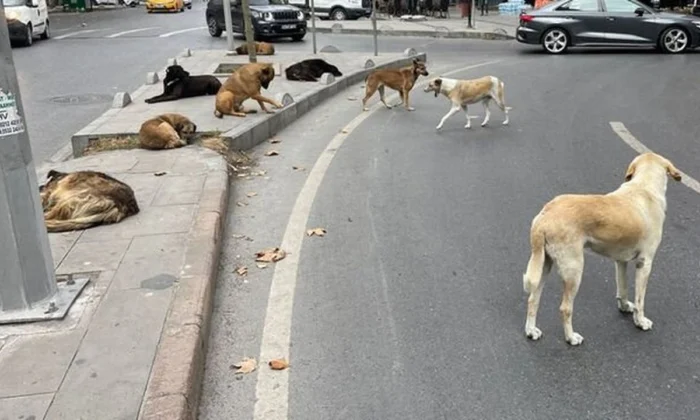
288, 0, 372, 20
206, 0, 307, 41
516, 0, 700, 54
4, 0, 49, 47
146, 0, 185, 12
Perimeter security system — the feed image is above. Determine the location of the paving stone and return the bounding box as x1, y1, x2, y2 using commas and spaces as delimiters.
111, 233, 187, 290
0, 393, 54, 420
48, 230, 82, 269
56, 239, 132, 275
151, 174, 206, 206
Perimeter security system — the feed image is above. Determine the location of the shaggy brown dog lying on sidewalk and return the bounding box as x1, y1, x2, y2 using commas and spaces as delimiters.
214, 62, 282, 118
139, 113, 197, 150
40, 170, 139, 233
235, 41, 275, 55
362, 58, 429, 112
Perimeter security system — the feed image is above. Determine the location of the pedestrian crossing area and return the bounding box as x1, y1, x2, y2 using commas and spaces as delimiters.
52, 25, 208, 40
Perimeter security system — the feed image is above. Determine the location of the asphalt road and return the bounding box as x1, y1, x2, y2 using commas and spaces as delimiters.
200, 43, 700, 419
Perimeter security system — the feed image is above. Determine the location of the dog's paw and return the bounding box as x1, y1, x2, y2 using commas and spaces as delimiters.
464, 124, 472, 129
502, 120, 509, 126
566, 332, 584, 346
435, 125, 442, 131
362, 107, 370, 112
617, 299, 635, 314
525, 326, 543, 341
634, 315, 653, 331
406, 107, 415, 111
481, 121, 489, 127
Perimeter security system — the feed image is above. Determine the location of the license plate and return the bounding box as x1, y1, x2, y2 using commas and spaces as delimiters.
156, 4, 164, 7
281, 24, 296, 29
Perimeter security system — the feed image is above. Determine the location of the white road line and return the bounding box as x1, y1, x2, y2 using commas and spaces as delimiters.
105, 27, 160, 38
54, 29, 100, 40
610, 121, 700, 194
252, 59, 505, 420
158, 26, 207, 38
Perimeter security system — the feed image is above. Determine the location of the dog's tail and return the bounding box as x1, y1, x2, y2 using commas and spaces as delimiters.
523, 223, 547, 294
45, 209, 122, 233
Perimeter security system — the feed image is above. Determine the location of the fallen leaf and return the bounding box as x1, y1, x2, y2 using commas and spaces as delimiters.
292, 166, 306, 171
256, 263, 268, 269
246, 192, 258, 198
269, 138, 281, 144
306, 228, 327, 237
154, 171, 167, 177
235, 266, 248, 276
231, 357, 257, 374
254, 170, 267, 176
255, 247, 287, 263
237, 173, 248, 178
265, 150, 279, 157
232, 234, 245, 239
268, 359, 289, 370
347, 96, 358, 101
236, 202, 248, 207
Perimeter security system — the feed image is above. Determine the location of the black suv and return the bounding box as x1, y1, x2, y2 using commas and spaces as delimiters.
206, 0, 307, 41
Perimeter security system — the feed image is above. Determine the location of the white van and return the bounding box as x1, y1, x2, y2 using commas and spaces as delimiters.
288, 0, 371, 20
4, 0, 50, 47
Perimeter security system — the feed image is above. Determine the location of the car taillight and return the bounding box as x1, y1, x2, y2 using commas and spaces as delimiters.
520, 14, 534, 23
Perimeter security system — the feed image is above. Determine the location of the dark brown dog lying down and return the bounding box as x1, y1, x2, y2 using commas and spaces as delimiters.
235, 41, 275, 55
39, 170, 139, 233
284, 58, 342, 82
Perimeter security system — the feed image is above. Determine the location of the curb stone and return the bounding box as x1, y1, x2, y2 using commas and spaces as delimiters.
312, 26, 514, 40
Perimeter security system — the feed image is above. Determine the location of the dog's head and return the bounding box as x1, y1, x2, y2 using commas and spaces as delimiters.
423, 78, 443, 97
412, 59, 429, 78
39, 169, 67, 204
235, 45, 247, 55
164, 65, 190, 85
168, 114, 197, 138
624, 152, 682, 183
259, 64, 276, 90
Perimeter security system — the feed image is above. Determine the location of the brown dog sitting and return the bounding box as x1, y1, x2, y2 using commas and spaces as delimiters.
214, 62, 283, 118
362, 58, 429, 112
40, 170, 139, 233
235, 41, 275, 56
139, 113, 197, 150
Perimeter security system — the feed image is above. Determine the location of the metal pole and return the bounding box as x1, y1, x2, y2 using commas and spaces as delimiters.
223, 0, 235, 55
310, 0, 317, 54
471, 0, 475, 28
371, 0, 378, 56
241, 0, 257, 63
0, 6, 88, 325
466, 0, 473, 28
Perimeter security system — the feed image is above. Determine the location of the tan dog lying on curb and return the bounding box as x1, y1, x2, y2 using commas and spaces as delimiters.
522, 152, 682, 346
139, 113, 197, 150
214, 62, 282, 118
235, 41, 275, 55
423, 76, 511, 130
362, 58, 429, 112
40, 169, 139, 233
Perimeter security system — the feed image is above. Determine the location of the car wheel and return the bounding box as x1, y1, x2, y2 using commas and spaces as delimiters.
291, 34, 304, 41
41, 20, 50, 40
208, 16, 222, 37
23, 23, 33, 47
541, 27, 568, 54
659, 27, 689, 54
330, 7, 347, 20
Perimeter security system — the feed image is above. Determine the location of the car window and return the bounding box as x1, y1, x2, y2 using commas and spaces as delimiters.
604, 0, 640, 12
557, 0, 599, 11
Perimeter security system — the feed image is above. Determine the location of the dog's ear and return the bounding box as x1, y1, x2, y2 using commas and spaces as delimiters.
433, 78, 442, 97
666, 160, 682, 182
412, 58, 419, 65
624, 161, 637, 182
47, 169, 65, 180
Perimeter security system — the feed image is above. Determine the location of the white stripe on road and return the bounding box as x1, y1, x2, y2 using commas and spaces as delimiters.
252, 59, 505, 420
610, 121, 700, 194
158, 26, 207, 37
54, 29, 100, 40
105, 27, 160, 38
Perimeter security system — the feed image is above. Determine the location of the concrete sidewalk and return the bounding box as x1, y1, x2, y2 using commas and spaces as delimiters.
0, 146, 228, 420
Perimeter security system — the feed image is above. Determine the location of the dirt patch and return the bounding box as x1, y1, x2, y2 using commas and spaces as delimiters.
83, 136, 141, 155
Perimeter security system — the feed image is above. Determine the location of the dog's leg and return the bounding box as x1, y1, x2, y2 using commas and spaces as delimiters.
362, 82, 378, 111
378, 85, 393, 109
558, 251, 585, 346
525, 255, 552, 341
402, 90, 415, 111
633, 256, 655, 331
492, 82, 510, 125
481, 99, 492, 127
256, 100, 272, 114
436, 105, 460, 131
145, 94, 179, 104
463, 105, 471, 129
251, 94, 283, 110
615, 261, 635, 313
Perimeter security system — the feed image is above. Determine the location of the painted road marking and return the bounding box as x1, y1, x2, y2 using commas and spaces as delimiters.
610, 122, 700, 194
158, 26, 207, 38
106, 27, 160, 38
253, 59, 506, 420
54, 29, 101, 40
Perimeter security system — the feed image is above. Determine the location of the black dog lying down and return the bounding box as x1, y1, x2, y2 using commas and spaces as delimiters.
145, 65, 222, 104
285, 59, 343, 82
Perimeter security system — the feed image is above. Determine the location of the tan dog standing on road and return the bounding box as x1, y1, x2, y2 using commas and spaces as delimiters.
139, 113, 197, 150
522, 152, 682, 346
214, 62, 282, 118
362, 58, 429, 112
235, 41, 275, 55
423, 76, 511, 130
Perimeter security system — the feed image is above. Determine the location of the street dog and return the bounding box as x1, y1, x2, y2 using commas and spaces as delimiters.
214, 62, 282, 118
40, 170, 140, 233
144, 65, 222, 104
285, 58, 343, 82
362, 58, 429, 111
235, 41, 275, 55
139, 113, 197, 150
522, 152, 682, 346
423, 76, 511, 130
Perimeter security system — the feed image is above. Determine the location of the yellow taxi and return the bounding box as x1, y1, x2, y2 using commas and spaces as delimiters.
146, 0, 185, 13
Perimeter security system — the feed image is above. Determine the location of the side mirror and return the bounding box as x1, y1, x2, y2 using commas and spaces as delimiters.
634, 7, 644, 15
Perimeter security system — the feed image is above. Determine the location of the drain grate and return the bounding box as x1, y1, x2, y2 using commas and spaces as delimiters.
49, 94, 114, 105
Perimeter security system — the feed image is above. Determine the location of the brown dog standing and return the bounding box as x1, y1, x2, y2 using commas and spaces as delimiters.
215, 62, 283, 118
362, 59, 429, 112
139, 113, 197, 150
235, 42, 275, 55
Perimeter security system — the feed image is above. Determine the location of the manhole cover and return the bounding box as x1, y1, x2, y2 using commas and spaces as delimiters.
49, 94, 114, 105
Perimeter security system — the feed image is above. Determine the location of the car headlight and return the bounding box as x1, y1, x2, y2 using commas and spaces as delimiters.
297, 10, 304, 20
251, 10, 261, 18
693, 21, 700, 29
6, 10, 19, 20
263, 12, 273, 21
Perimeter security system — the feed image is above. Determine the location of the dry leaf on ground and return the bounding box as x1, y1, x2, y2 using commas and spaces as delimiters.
265, 150, 279, 157
236, 202, 248, 207
269, 138, 281, 144
154, 171, 167, 177
231, 357, 257, 374
255, 247, 287, 263
246, 192, 258, 198
306, 228, 327, 237
347, 96, 358, 101
268, 359, 289, 370
232, 234, 246, 239
235, 266, 248, 276
256, 263, 268, 269
292, 166, 306, 171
